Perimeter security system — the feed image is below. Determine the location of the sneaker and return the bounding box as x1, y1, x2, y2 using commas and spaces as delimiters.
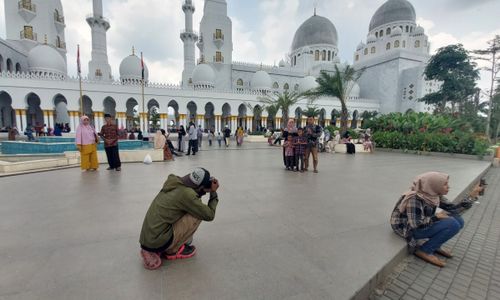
116, 167, 121, 171
165, 244, 197, 261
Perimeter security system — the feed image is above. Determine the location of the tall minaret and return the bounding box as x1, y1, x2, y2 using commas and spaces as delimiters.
86, 0, 112, 81
181, 0, 199, 87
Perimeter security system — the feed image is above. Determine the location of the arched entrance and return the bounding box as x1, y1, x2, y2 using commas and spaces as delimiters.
295, 107, 302, 128
222, 103, 231, 129
148, 99, 160, 133
331, 109, 340, 127
0, 91, 14, 129
53, 94, 69, 129
351, 110, 359, 129
81, 95, 94, 125
26, 93, 43, 129
187, 101, 197, 125
253, 105, 262, 132
319, 109, 326, 127
167, 100, 179, 129
238, 104, 247, 129
126, 98, 139, 131
103, 97, 117, 118
204, 102, 215, 131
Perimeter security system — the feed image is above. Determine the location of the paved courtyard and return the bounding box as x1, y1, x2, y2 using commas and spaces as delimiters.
0, 147, 491, 300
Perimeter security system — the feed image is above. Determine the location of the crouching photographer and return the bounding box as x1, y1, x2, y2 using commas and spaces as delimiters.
139, 168, 220, 270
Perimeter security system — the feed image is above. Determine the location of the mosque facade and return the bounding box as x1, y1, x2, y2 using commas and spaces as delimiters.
0, 0, 436, 134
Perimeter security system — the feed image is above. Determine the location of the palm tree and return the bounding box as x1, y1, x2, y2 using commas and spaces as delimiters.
259, 91, 305, 125
305, 65, 364, 133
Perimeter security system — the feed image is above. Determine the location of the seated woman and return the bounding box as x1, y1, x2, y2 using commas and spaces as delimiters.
390, 172, 483, 267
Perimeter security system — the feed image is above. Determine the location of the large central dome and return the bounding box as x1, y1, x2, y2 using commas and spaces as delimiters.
369, 0, 416, 31
291, 15, 338, 51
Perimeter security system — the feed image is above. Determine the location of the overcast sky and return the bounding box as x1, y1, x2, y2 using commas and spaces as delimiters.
1, 0, 499, 92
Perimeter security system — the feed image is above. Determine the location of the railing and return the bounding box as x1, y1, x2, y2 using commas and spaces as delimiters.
180, 29, 199, 36
20, 29, 37, 41
54, 12, 65, 24
213, 33, 224, 41
56, 40, 66, 49
86, 14, 110, 24
18, 0, 36, 13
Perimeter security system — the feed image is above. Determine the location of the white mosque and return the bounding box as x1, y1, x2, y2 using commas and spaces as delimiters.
0, 0, 437, 134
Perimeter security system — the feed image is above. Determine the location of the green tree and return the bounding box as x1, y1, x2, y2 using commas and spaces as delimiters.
420, 44, 479, 113
149, 107, 160, 131
490, 83, 500, 143
473, 35, 500, 142
265, 104, 279, 129
259, 91, 304, 125
305, 65, 364, 133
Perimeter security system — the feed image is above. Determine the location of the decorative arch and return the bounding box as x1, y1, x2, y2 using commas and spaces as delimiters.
25, 93, 43, 128
126, 98, 139, 130
187, 101, 197, 125
315, 50, 320, 61
351, 110, 359, 129
331, 109, 340, 126
386, 43, 391, 50
15, 63, 21, 73
167, 100, 179, 127
6, 59, 13, 72
103, 97, 117, 117
236, 78, 243, 86
319, 109, 326, 127
252, 104, 263, 132
238, 103, 247, 129
222, 103, 231, 128
283, 83, 289, 90
204, 102, 215, 130
0, 91, 14, 129
53, 94, 69, 125
273, 82, 279, 89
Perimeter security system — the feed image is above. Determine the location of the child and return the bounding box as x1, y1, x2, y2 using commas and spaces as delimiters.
293, 128, 307, 172
283, 135, 295, 171
216, 132, 222, 147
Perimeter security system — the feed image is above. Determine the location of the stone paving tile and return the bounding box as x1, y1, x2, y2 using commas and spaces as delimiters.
372, 168, 500, 300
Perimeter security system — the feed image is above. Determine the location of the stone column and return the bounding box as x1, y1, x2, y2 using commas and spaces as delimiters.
139, 112, 147, 134
197, 114, 204, 128
43, 110, 50, 128
276, 117, 281, 129
179, 114, 186, 127
336, 119, 341, 128
247, 117, 253, 132
215, 115, 221, 133
325, 119, 331, 127
231, 116, 237, 131
161, 113, 168, 130
70, 111, 79, 132
96, 112, 104, 130
15, 110, 23, 131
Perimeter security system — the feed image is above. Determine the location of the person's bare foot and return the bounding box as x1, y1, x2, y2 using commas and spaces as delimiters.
415, 250, 446, 267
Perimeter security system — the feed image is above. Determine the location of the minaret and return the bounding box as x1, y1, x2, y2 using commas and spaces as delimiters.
86, 0, 112, 81
181, 0, 199, 87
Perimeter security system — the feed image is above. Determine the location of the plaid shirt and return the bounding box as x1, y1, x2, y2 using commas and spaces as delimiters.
100, 124, 119, 147
390, 195, 466, 252
293, 136, 307, 155
283, 141, 295, 157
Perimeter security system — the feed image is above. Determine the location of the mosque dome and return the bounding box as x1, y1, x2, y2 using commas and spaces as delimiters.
357, 42, 366, 51
251, 70, 272, 91
349, 82, 361, 98
279, 59, 286, 67
367, 34, 377, 43
300, 75, 318, 92
391, 27, 403, 36
369, 0, 416, 31
192, 63, 215, 87
291, 15, 338, 51
415, 26, 425, 34
119, 54, 149, 82
27, 44, 67, 77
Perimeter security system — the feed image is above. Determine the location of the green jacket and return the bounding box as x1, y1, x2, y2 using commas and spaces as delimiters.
139, 174, 219, 250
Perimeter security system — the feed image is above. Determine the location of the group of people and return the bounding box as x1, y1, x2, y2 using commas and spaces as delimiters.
282, 116, 322, 173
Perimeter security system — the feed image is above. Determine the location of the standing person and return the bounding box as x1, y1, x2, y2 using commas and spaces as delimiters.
236, 126, 244, 146
283, 119, 297, 168
304, 117, 321, 173
99, 114, 122, 171
283, 135, 295, 171
197, 125, 203, 149
223, 125, 231, 147
216, 132, 222, 147
25, 126, 35, 141
76, 115, 99, 171
363, 128, 374, 153
7, 126, 19, 141
208, 129, 214, 147
187, 122, 198, 155
139, 168, 220, 270
390, 172, 484, 267
293, 128, 307, 172
158, 129, 174, 161
178, 125, 186, 152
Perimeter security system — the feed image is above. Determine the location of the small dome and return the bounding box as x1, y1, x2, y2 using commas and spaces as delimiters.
27, 44, 67, 77
357, 42, 366, 51
119, 54, 149, 82
291, 15, 338, 51
251, 70, 272, 91
300, 76, 318, 92
279, 59, 286, 67
192, 63, 215, 87
392, 27, 403, 36
367, 34, 377, 43
349, 82, 360, 98
369, 0, 416, 31
415, 26, 424, 34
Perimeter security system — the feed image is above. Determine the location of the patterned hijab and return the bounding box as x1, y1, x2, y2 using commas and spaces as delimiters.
398, 172, 449, 213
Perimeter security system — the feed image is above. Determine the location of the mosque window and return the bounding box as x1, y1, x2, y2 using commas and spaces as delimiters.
371, 47, 376, 54
375, 32, 378, 38
410, 27, 413, 33
15, 63, 21, 73
328, 51, 331, 61
273, 82, 279, 89
322, 50, 326, 61
214, 29, 224, 40
406, 26, 409, 33
380, 30, 384, 37
237, 79, 243, 86
364, 48, 368, 55
6, 59, 12, 72
284, 83, 289, 90
386, 43, 391, 50
415, 40, 421, 48
386, 28, 391, 35
403, 41, 406, 48
215, 51, 223, 62
21, 25, 35, 41
355, 54, 359, 61
394, 40, 400, 48
294, 84, 299, 91
315, 50, 319, 61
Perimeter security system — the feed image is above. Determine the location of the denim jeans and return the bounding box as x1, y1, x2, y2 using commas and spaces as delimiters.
413, 215, 464, 254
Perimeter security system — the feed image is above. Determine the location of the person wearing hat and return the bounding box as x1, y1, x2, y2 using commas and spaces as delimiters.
139, 168, 220, 270
99, 114, 121, 171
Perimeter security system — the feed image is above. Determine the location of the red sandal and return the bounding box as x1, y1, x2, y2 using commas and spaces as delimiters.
140, 250, 162, 270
